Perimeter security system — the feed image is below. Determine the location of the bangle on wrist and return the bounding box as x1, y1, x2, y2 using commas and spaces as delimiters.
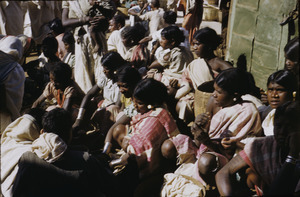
103, 142, 112, 154
285, 155, 297, 165
77, 108, 86, 120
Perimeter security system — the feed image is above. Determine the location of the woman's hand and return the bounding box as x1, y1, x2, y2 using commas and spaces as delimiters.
221, 137, 236, 150
193, 112, 211, 130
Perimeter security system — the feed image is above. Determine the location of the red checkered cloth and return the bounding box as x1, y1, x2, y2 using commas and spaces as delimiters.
128, 108, 179, 161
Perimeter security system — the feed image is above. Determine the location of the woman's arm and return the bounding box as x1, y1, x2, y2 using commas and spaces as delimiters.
32, 94, 46, 108
61, 8, 91, 28
148, 60, 164, 70
103, 114, 131, 153
72, 85, 100, 129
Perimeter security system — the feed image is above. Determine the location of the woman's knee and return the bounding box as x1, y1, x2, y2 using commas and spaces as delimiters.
161, 139, 177, 159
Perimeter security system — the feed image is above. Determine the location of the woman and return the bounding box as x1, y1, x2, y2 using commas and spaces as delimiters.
161, 68, 262, 196
109, 78, 179, 196
72, 52, 127, 136
259, 70, 298, 136
169, 27, 232, 123
62, 0, 114, 93
216, 101, 300, 196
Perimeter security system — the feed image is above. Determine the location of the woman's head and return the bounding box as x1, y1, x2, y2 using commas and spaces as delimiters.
49, 62, 72, 90
117, 65, 142, 98
101, 51, 128, 79
160, 26, 184, 49
42, 35, 58, 58
62, 31, 75, 53
212, 68, 250, 107
121, 23, 146, 48
109, 15, 125, 32
42, 108, 73, 144
163, 11, 177, 25
266, 70, 298, 109
192, 27, 221, 58
133, 78, 168, 114
284, 37, 299, 74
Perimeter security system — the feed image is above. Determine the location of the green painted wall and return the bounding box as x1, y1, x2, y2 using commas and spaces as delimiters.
226, 0, 298, 89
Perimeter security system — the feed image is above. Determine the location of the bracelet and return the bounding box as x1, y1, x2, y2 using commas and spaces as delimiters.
77, 108, 86, 120
102, 142, 112, 154
285, 155, 297, 165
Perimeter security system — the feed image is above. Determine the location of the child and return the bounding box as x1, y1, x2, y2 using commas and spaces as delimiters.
107, 15, 127, 58
32, 62, 84, 115
24, 35, 61, 98
148, 25, 194, 87
109, 78, 180, 195
121, 23, 150, 74
62, 31, 75, 71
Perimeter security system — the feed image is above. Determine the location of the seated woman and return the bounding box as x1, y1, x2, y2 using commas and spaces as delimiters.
216, 101, 300, 196
259, 70, 298, 136
148, 25, 194, 87
32, 62, 84, 116
161, 68, 262, 195
168, 27, 232, 123
109, 78, 180, 196
102, 65, 142, 153
72, 52, 127, 137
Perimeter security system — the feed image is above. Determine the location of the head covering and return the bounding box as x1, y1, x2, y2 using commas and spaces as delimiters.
0, 36, 23, 61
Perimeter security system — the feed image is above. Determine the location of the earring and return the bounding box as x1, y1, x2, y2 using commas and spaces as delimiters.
233, 98, 237, 102
113, 71, 117, 74
147, 105, 153, 109
293, 91, 297, 101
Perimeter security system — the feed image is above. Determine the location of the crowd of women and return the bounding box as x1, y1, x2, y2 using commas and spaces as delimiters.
0, 0, 299, 196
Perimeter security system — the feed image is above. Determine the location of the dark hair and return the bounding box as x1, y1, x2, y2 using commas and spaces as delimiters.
284, 36, 299, 62
161, 26, 184, 46
42, 35, 58, 54
151, 0, 160, 8
163, 11, 177, 24
117, 65, 141, 88
267, 70, 298, 93
48, 18, 64, 35
62, 31, 75, 45
215, 68, 250, 96
193, 27, 222, 50
42, 108, 72, 144
133, 78, 168, 106
274, 101, 300, 149
112, 15, 125, 28
50, 62, 72, 85
121, 23, 147, 46
101, 51, 128, 71
25, 108, 46, 130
